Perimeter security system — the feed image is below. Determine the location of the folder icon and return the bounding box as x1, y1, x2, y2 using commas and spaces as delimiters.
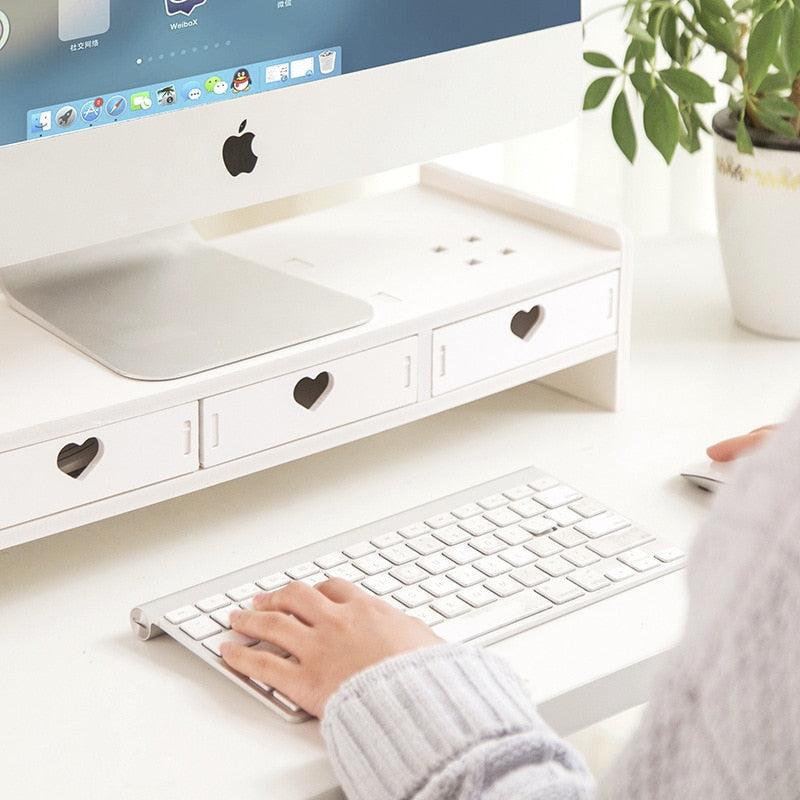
59, 0, 110, 42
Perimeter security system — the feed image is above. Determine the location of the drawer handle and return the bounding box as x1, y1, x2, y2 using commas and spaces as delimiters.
293, 371, 333, 410
510, 304, 544, 341
57, 437, 101, 479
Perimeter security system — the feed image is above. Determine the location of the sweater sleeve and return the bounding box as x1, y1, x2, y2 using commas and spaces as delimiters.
320, 643, 593, 800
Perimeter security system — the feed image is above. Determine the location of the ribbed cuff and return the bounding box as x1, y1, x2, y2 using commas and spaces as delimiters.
320, 643, 543, 800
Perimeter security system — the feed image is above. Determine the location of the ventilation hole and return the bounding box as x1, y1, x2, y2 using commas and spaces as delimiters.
501, 248, 515, 256
432, 245, 447, 253
466, 236, 481, 243
466, 258, 482, 266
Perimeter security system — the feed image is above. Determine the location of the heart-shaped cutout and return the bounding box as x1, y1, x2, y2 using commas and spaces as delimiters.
293, 372, 333, 410
510, 305, 544, 341
57, 437, 101, 479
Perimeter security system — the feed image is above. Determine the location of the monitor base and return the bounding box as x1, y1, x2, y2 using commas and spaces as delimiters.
0, 225, 373, 381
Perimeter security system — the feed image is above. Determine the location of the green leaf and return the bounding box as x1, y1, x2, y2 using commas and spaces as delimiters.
700, 0, 734, 21
735, 114, 754, 154
611, 91, 637, 163
643, 84, 680, 163
721, 55, 740, 87
758, 70, 792, 94
659, 68, 716, 103
583, 51, 617, 69
625, 19, 655, 45
583, 76, 616, 110
660, 11, 680, 61
747, 8, 782, 92
780, 6, 800, 76
758, 93, 800, 120
630, 69, 653, 98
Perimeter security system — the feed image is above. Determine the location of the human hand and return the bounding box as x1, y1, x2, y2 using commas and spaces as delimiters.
706, 424, 777, 462
219, 578, 443, 719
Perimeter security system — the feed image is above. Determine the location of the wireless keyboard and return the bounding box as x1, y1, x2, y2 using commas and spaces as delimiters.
131, 467, 685, 722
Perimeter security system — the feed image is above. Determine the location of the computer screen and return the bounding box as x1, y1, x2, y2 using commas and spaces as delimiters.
0, 1, 582, 379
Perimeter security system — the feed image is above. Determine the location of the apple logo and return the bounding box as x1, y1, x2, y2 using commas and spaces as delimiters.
222, 119, 258, 176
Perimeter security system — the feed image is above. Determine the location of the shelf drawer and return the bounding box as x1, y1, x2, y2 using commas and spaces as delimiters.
431, 272, 619, 396
200, 337, 418, 466
0, 403, 198, 531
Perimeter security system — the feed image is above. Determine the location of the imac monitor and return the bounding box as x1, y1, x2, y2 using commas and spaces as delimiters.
0, 1, 582, 380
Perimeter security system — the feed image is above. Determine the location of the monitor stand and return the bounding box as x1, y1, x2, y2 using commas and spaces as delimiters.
0, 224, 373, 381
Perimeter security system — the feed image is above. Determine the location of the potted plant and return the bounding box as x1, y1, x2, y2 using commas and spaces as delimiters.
583, 0, 800, 338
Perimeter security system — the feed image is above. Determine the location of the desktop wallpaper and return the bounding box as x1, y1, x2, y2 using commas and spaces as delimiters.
0, 0, 579, 147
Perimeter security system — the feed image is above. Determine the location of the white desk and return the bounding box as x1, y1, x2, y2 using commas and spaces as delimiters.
3, 232, 800, 799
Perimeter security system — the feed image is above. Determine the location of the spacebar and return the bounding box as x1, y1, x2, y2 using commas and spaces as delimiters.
435, 593, 553, 643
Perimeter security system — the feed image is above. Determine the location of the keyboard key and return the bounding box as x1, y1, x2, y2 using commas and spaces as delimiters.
536, 555, 575, 577
569, 498, 606, 518
550, 528, 589, 548
432, 525, 471, 546
510, 565, 549, 587
371, 531, 404, 549
477, 493, 509, 510
343, 541, 375, 559
325, 564, 365, 582
435, 592, 552, 642
494, 526, 533, 546
227, 583, 261, 602
406, 606, 444, 627
499, 545, 537, 568
165, 605, 201, 625
256, 573, 291, 592
470, 534, 506, 555
459, 517, 496, 536
406, 534, 445, 556
474, 555, 512, 577
445, 542, 481, 565
430, 596, 471, 619
424, 512, 458, 529
451, 502, 483, 520
180, 615, 223, 641
535, 578, 585, 605
394, 585, 434, 608
503, 484, 535, 501
508, 498, 547, 518
605, 564, 636, 582
528, 476, 559, 492
285, 562, 319, 580
417, 553, 456, 575
520, 517, 557, 536
314, 552, 347, 570
561, 547, 600, 568
353, 553, 392, 575
380, 543, 418, 565
586, 527, 655, 558
483, 507, 523, 527
195, 594, 231, 613
420, 575, 460, 597
361, 574, 404, 596
545, 508, 582, 528
390, 563, 429, 584
525, 537, 563, 558
447, 565, 485, 587
202, 630, 258, 656
575, 512, 630, 539
458, 585, 498, 607
398, 521, 431, 539
568, 569, 611, 592
655, 546, 685, 563
484, 575, 524, 597
533, 484, 582, 509
618, 549, 660, 572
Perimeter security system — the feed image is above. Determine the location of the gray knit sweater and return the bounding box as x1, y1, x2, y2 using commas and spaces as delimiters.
321, 401, 800, 799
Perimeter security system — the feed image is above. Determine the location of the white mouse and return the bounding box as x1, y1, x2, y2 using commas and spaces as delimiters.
680, 460, 732, 492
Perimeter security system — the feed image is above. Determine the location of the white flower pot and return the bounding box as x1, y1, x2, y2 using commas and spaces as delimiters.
712, 109, 800, 338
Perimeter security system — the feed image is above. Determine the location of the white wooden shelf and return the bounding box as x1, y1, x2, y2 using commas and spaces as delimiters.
0, 166, 631, 549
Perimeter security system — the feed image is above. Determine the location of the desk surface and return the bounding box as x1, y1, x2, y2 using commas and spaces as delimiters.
3, 232, 800, 800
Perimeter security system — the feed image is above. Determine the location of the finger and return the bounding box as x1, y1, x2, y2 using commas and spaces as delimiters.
314, 577, 367, 603
230, 608, 308, 655
220, 640, 296, 689
707, 427, 774, 462
252, 580, 330, 623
